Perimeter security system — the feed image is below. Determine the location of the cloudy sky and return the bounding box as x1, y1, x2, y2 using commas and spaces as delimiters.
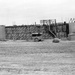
0, 0, 75, 25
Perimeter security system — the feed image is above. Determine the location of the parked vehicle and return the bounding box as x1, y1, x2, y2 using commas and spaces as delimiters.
32, 33, 43, 42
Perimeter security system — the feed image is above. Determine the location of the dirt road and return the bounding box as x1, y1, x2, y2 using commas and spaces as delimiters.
0, 40, 75, 75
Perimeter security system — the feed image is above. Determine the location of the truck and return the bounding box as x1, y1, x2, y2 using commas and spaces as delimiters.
32, 33, 43, 42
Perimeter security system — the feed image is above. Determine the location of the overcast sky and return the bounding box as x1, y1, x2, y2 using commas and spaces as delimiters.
0, 0, 75, 25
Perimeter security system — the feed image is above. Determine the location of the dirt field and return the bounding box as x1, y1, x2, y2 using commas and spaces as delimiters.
0, 40, 75, 75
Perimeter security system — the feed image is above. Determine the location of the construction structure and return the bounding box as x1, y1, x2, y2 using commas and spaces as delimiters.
40, 19, 57, 38
40, 19, 56, 25
40, 19, 69, 38
5, 20, 69, 40
0, 19, 69, 41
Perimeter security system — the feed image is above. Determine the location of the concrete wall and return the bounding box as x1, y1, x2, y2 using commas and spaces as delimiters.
0, 25, 5, 40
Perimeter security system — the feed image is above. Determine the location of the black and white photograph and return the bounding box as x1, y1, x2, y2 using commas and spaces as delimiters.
0, 0, 75, 75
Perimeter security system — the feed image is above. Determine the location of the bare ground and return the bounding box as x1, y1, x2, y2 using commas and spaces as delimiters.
0, 40, 75, 75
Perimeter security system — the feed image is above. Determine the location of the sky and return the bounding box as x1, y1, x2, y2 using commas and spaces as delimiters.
0, 0, 75, 25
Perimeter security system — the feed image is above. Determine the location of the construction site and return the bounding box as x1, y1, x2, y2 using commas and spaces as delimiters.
0, 19, 75, 75
0, 19, 71, 41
